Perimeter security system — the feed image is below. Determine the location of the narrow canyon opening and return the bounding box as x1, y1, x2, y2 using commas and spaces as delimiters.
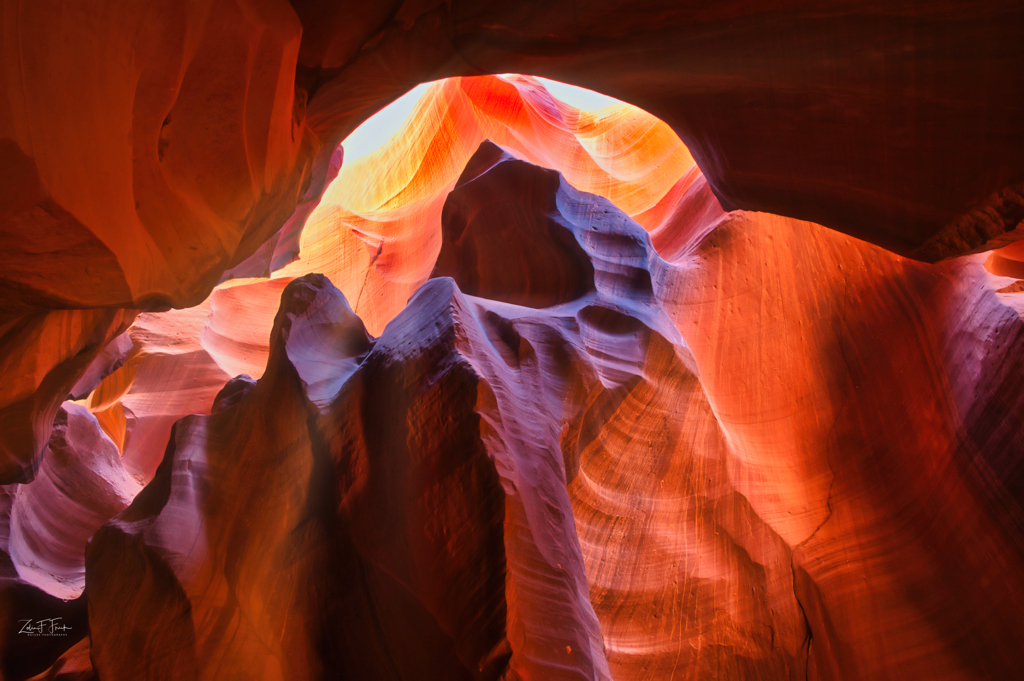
3, 6, 1024, 679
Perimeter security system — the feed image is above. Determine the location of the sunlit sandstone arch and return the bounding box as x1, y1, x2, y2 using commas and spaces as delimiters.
2, 1, 1022, 480
75, 75, 689, 476
274, 74, 695, 334
0, 4, 1023, 678
44, 74, 1024, 680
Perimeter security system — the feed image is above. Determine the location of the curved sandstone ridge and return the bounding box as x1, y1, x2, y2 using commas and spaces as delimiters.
0, 10, 1021, 675
34, 152, 1020, 680
2, 0, 1022, 484
0, 405, 138, 679
275, 75, 694, 334
7, 403, 141, 601
651, 214, 1024, 680
0, 307, 137, 482
68, 78, 695, 483
86, 273, 606, 681
76, 278, 292, 484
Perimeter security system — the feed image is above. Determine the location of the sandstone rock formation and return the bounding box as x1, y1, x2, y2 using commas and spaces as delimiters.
0, 308, 136, 482
1, 7, 1023, 678
434, 143, 597, 307
292, 0, 1024, 254
0, 405, 139, 679
61, 74, 694, 485
34, 142, 1023, 680
4, 2, 1021, 480
8, 404, 141, 600
275, 75, 694, 334
652, 198, 1024, 680
75, 278, 291, 483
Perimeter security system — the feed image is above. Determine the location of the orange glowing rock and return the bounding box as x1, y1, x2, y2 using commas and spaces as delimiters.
0, 307, 136, 482
276, 75, 694, 334
648, 173, 1024, 679
73, 139, 1024, 680
85, 148, 685, 678
78, 73, 682, 486
79, 278, 291, 481
78, 74, 695, 483
3, 4, 1024, 679
13, 68, 1024, 681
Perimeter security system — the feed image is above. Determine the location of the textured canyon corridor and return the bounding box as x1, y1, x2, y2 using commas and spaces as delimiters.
2, 2, 1024, 680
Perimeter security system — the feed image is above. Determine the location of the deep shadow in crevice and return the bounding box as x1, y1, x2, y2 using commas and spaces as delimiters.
433, 142, 595, 309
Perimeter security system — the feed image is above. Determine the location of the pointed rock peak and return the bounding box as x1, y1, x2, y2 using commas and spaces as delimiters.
455, 140, 517, 189
273, 274, 372, 410
435, 153, 596, 309
211, 374, 256, 413
370, 277, 472, 363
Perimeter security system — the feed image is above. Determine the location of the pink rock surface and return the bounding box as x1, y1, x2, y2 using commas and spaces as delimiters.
8, 404, 141, 600
78, 278, 291, 482
59, 142, 1024, 681
2, 0, 1021, 488
0, 7, 1022, 674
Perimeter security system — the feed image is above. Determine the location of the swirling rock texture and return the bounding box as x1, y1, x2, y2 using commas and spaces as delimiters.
275, 74, 694, 334
19, 139, 1021, 680
7, 403, 141, 601
651, 210, 1024, 680
0, 404, 139, 680
0, 3, 1023, 680
3, 0, 1022, 478
77, 277, 292, 483
66, 76, 695, 488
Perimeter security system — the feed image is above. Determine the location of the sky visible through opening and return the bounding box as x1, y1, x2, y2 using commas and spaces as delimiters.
341, 77, 622, 163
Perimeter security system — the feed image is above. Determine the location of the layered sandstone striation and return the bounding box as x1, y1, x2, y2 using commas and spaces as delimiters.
4, 2, 1021, 479
275, 75, 693, 334
7, 404, 141, 600
0, 0, 309, 481
68, 75, 694, 485
293, 0, 1024, 253
0, 405, 139, 679
41, 143, 1023, 680
0, 7, 1022, 676
86, 272, 610, 680
652, 195, 1024, 680
0, 308, 137, 482
73, 278, 291, 483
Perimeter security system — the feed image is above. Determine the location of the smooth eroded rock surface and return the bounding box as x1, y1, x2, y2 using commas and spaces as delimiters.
73, 150, 1024, 679
2, 26, 1023, 677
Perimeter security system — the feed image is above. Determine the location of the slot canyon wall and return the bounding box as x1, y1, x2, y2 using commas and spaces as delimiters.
1, 2, 1024, 680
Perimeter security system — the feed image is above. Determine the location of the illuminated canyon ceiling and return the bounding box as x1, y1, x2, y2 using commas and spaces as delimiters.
2, 2, 1024, 680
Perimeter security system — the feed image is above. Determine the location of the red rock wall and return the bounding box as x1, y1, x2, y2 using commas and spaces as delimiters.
3, 1, 1022, 481
1, 5, 1023, 679
48, 145, 1024, 680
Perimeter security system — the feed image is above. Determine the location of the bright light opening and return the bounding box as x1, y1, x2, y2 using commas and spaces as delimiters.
533, 77, 620, 112
341, 78, 623, 165
341, 82, 435, 163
